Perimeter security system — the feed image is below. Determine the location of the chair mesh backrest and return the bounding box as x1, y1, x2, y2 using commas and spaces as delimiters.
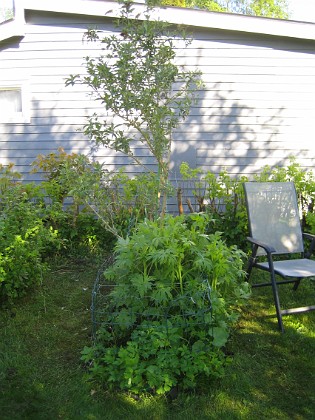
244, 182, 304, 255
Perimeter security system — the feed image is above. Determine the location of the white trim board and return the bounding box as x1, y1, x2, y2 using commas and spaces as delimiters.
17, 0, 315, 41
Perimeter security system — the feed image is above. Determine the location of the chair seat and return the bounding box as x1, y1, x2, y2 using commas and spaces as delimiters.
258, 259, 315, 278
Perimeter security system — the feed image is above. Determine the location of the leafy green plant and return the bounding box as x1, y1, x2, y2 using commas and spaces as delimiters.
31, 147, 97, 209
179, 162, 249, 249
184, 0, 289, 18
85, 169, 164, 237
0, 162, 21, 194
0, 177, 57, 302
31, 148, 119, 254
31, 149, 168, 253
82, 214, 250, 395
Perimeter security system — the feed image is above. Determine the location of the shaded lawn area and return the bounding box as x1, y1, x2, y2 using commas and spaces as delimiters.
0, 261, 314, 420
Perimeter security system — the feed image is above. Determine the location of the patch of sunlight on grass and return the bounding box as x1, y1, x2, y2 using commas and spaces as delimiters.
284, 316, 315, 337
122, 393, 168, 418
214, 390, 251, 416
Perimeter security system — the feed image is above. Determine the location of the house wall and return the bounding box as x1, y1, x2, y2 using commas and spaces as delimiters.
0, 12, 120, 181
0, 9, 314, 187
171, 29, 315, 179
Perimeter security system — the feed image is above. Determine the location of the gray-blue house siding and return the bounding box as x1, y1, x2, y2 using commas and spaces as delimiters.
0, 0, 314, 184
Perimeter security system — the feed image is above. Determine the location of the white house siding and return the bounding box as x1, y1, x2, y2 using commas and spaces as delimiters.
0, 7, 314, 189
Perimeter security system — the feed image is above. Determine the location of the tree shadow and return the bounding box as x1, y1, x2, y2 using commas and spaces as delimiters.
0, 100, 93, 181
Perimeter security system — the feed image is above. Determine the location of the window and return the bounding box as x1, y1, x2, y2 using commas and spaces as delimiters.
0, 85, 30, 123
0, 88, 22, 112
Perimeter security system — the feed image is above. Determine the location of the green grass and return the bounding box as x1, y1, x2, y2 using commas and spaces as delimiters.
0, 262, 314, 419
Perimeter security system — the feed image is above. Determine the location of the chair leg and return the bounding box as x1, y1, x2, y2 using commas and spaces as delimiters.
246, 246, 257, 281
270, 270, 284, 332
293, 279, 301, 291
246, 259, 254, 282
265, 253, 284, 332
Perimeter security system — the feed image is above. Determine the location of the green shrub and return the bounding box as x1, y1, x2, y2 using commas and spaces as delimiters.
0, 180, 57, 302
31, 148, 119, 256
32, 149, 165, 249
41, 205, 116, 259
82, 214, 250, 395
179, 162, 249, 249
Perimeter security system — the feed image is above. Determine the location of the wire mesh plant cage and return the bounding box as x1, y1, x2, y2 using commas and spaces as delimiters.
91, 254, 115, 338
91, 254, 214, 340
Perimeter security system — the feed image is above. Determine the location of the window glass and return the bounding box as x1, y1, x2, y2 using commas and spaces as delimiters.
0, 89, 22, 113
0, 85, 30, 123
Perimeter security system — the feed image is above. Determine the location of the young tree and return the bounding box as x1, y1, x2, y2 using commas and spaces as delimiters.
66, 1, 202, 216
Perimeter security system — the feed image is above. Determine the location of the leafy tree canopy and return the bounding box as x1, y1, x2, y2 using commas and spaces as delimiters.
162, 0, 289, 19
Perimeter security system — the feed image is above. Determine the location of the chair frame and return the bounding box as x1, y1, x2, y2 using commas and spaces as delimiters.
244, 182, 315, 332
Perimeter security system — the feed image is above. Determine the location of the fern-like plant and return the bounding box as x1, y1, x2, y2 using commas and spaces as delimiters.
82, 214, 250, 394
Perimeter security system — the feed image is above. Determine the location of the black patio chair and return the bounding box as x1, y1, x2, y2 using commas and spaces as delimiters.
243, 181, 315, 332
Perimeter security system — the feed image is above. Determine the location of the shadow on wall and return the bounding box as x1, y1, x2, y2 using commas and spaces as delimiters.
168, 80, 308, 213
0, 82, 312, 193
169, 28, 315, 191
0, 84, 309, 183
170, 83, 288, 179
0, 102, 93, 182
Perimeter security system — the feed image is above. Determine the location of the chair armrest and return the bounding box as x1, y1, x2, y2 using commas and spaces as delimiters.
303, 232, 315, 241
247, 237, 276, 254
302, 232, 315, 258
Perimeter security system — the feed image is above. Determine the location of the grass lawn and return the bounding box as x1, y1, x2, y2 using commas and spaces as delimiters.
0, 260, 314, 419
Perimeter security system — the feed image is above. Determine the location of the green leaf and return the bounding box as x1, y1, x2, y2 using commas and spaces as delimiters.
211, 326, 229, 348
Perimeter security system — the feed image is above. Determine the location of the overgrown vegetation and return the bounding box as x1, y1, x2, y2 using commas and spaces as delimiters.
0, 141, 315, 393
83, 214, 249, 394
31, 148, 162, 240
2, 146, 315, 395
1, 151, 315, 410
0, 164, 57, 303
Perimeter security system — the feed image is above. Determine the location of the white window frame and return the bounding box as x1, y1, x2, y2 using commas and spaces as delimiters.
0, 82, 31, 123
